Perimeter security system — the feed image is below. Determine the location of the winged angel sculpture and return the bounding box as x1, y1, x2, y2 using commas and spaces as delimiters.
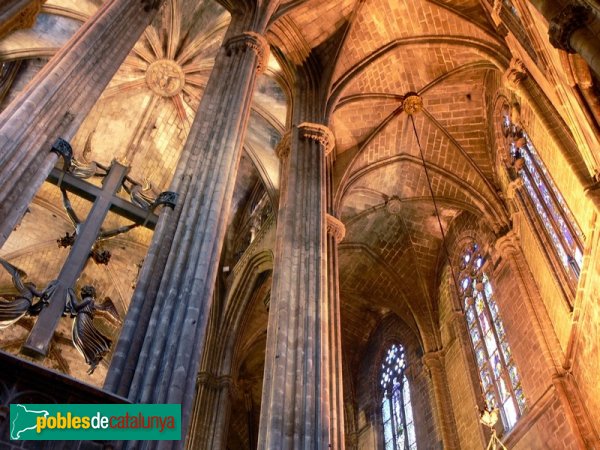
67, 285, 120, 374
0, 257, 52, 329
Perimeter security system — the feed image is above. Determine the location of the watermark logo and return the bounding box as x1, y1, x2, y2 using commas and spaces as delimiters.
10, 404, 180, 440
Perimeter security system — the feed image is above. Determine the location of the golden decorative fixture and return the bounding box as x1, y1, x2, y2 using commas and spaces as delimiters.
403, 92, 423, 115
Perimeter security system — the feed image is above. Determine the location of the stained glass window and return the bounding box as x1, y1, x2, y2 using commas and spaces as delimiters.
380, 344, 417, 450
503, 115, 584, 286
460, 242, 526, 430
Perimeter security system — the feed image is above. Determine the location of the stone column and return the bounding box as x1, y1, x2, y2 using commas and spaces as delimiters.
527, 0, 600, 76
0, 0, 163, 246
422, 351, 460, 449
326, 213, 346, 450
0, 0, 44, 39
186, 372, 232, 450
257, 123, 332, 449
104, 20, 270, 446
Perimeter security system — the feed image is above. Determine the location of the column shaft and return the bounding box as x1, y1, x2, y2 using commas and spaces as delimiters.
257, 122, 331, 449
422, 351, 460, 449
326, 214, 346, 450
0, 0, 162, 245
104, 21, 269, 447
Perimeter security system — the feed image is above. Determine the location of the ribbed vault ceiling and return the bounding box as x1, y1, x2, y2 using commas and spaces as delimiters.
0, 0, 514, 411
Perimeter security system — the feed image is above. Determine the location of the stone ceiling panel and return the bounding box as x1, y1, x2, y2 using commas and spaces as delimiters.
332, 0, 499, 84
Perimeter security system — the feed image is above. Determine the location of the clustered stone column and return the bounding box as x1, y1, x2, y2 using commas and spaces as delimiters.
257, 122, 332, 449
527, 0, 600, 76
186, 372, 232, 450
422, 351, 460, 449
0, 0, 164, 245
326, 213, 346, 450
104, 20, 270, 446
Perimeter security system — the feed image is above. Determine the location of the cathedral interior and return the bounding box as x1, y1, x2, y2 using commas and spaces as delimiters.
0, 0, 599, 449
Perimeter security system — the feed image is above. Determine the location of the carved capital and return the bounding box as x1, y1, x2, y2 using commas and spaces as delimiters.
225, 32, 270, 74
297, 122, 335, 156
549, 4, 590, 54
386, 196, 402, 215
422, 351, 445, 373
502, 58, 528, 91
326, 214, 346, 243
275, 130, 291, 161
493, 231, 520, 261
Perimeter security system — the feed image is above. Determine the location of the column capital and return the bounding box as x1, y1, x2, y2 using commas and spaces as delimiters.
493, 230, 520, 260
549, 4, 590, 54
225, 31, 270, 74
275, 130, 291, 161
422, 350, 445, 371
298, 122, 335, 156
502, 58, 528, 91
326, 213, 346, 243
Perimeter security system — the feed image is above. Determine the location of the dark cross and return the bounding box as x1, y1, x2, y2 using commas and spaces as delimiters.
22, 159, 164, 357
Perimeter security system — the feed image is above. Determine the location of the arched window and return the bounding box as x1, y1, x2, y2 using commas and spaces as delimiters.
380, 344, 417, 450
503, 114, 584, 287
460, 242, 526, 430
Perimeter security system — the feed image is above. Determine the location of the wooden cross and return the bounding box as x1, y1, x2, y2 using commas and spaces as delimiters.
21, 158, 165, 357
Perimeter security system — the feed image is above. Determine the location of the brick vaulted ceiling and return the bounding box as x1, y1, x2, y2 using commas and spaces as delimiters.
1, 0, 514, 387
277, 0, 513, 362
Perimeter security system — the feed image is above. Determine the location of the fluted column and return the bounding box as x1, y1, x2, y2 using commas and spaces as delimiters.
258, 122, 332, 449
104, 21, 270, 447
422, 351, 460, 449
0, 0, 163, 245
326, 213, 346, 450
186, 372, 232, 450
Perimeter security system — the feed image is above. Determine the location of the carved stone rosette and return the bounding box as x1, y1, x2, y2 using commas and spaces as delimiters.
549, 4, 590, 54
403, 92, 423, 115
297, 122, 335, 156
225, 32, 270, 74
386, 196, 402, 216
326, 214, 346, 244
502, 58, 528, 91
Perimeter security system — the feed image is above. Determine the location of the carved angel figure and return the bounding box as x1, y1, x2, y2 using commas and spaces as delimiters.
67, 285, 120, 374
0, 257, 50, 329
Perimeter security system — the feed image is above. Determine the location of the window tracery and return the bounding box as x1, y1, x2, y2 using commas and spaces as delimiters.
460, 242, 525, 430
502, 113, 584, 285
380, 344, 417, 450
